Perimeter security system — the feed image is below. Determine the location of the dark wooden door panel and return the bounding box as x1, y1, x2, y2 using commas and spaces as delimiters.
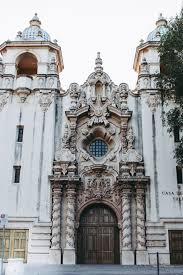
77, 204, 120, 264
169, 230, 183, 264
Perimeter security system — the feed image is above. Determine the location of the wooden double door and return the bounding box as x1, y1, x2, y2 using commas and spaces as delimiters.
77, 204, 120, 264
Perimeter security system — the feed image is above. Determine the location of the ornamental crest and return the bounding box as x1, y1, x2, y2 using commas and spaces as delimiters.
85, 176, 112, 200
39, 93, 53, 112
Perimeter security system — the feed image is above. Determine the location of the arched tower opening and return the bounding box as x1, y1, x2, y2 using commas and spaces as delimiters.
16, 52, 38, 76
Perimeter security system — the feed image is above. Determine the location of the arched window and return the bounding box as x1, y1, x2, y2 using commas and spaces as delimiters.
89, 139, 108, 157
16, 53, 37, 76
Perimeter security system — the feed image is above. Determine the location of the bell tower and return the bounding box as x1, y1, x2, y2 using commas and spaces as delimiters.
0, 14, 64, 263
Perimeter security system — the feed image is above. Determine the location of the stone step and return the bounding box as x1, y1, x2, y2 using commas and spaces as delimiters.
24, 264, 183, 275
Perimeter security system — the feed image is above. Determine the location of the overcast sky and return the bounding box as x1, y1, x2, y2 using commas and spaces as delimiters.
0, 0, 182, 89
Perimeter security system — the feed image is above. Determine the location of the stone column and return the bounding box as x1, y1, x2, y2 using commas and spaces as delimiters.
136, 185, 148, 264
121, 185, 134, 265
63, 183, 76, 264
49, 182, 62, 264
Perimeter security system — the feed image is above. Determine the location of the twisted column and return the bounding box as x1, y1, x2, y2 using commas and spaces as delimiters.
65, 183, 76, 249
136, 189, 146, 250
121, 188, 132, 250
51, 183, 62, 249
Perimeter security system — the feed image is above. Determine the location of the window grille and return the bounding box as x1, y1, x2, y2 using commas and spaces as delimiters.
89, 139, 108, 157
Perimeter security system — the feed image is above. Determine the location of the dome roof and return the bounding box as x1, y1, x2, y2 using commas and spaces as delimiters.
147, 13, 168, 42
16, 13, 51, 41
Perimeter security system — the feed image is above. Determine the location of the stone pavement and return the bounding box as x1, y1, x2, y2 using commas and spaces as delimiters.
24, 264, 183, 275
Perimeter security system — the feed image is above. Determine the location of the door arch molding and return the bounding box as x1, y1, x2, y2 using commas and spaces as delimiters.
76, 200, 121, 226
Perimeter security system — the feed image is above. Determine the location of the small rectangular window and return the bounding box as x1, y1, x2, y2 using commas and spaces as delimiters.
174, 126, 180, 142
17, 126, 24, 142
14, 166, 21, 183
176, 166, 183, 184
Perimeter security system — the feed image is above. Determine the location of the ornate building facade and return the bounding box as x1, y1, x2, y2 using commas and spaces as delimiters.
0, 14, 183, 267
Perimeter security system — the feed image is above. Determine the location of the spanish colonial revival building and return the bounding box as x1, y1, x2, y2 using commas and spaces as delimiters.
0, 13, 183, 268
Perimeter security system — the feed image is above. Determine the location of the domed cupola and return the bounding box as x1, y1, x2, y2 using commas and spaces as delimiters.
16, 13, 51, 41
147, 13, 168, 42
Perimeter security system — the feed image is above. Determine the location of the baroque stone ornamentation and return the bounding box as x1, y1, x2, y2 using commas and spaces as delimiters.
113, 83, 129, 111
122, 126, 143, 163
146, 94, 160, 112
121, 121, 128, 152
0, 93, 9, 111
88, 96, 110, 127
62, 124, 70, 149
39, 93, 53, 112
65, 184, 76, 249
136, 190, 146, 250
121, 189, 132, 250
85, 176, 112, 200
69, 83, 80, 111
126, 127, 135, 149
51, 184, 62, 249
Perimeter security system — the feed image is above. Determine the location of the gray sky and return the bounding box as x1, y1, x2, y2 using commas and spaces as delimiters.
0, 0, 182, 89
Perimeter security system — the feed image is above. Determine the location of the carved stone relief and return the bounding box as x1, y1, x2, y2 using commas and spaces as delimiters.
0, 93, 9, 111
88, 96, 110, 127
146, 94, 160, 113
39, 93, 53, 112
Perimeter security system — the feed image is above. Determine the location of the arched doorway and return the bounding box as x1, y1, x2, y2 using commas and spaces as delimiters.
77, 204, 120, 264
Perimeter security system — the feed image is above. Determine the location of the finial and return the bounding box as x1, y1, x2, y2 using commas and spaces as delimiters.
95, 52, 103, 73
53, 39, 58, 44
156, 13, 167, 27
30, 13, 41, 27
139, 39, 144, 45
16, 31, 22, 38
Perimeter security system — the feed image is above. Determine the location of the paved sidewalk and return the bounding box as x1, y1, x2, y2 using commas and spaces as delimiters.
24, 264, 183, 275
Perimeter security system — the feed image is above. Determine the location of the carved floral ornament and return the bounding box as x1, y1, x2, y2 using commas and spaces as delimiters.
0, 93, 9, 111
